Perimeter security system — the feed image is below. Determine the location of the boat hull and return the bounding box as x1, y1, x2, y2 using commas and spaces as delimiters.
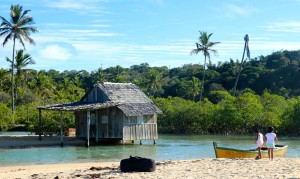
213, 142, 288, 158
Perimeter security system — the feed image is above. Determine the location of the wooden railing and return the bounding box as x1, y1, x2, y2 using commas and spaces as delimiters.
122, 123, 157, 140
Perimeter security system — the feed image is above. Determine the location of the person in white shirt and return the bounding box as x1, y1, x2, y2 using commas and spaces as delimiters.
255, 129, 264, 159
264, 126, 279, 160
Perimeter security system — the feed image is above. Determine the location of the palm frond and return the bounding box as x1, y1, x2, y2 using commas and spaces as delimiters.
6, 57, 12, 63
0, 29, 10, 37
2, 32, 13, 46
210, 49, 219, 57
0, 16, 12, 27
208, 41, 221, 48
20, 9, 30, 20
18, 16, 34, 27
15, 34, 26, 49
10, 5, 22, 24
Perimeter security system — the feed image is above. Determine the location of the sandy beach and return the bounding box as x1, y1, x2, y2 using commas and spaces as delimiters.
0, 158, 299, 179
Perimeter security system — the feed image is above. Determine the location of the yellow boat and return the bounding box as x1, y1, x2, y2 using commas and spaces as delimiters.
213, 142, 288, 158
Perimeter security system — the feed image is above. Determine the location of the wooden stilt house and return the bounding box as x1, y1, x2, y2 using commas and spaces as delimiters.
37, 82, 163, 146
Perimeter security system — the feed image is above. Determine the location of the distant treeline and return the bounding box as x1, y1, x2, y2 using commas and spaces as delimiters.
154, 92, 300, 135
0, 49, 300, 134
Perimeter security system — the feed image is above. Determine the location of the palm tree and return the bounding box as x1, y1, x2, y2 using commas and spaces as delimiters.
191, 76, 201, 101
232, 34, 250, 96
147, 69, 162, 97
191, 31, 220, 101
6, 49, 35, 98
94, 68, 106, 83
0, 4, 37, 113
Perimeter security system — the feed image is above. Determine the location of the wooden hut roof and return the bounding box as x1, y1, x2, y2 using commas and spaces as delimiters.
96, 82, 153, 103
38, 82, 163, 116
117, 103, 162, 116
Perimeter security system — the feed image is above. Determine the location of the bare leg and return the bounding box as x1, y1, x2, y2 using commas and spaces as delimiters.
270, 148, 274, 160
268, 148, 271, 160
258, 147, 261, 159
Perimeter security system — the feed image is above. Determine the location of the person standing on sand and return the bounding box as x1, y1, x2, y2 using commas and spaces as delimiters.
255, 129, 264, 159
265, 126, 279, 160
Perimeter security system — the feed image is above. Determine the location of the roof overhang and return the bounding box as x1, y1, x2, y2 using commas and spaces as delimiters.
37, 101, 163, 116
37, 101, 124, 111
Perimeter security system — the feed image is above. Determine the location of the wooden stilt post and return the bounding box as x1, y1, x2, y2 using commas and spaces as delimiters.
86, 110, 90, 147
95, 88, 99, 143
38, 109, 42, 141
154, 140, 156, 145
95, 110, 99, 142
60, 111, 64, 147
140, 140, 142, 145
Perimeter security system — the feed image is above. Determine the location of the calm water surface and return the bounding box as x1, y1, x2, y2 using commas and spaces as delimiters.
0, 134, 299, 166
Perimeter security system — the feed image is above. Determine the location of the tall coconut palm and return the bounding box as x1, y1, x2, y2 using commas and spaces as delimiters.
6, 49, 35, 98
191, 31, 220, 101
0, 4, 37, 114
232, 34, 250, 96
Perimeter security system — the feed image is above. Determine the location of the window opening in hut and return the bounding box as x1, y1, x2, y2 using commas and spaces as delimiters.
137, 116, 144, 124
90, 113, 96, 125
102, 116, 108, 124
90, 112, 96, 138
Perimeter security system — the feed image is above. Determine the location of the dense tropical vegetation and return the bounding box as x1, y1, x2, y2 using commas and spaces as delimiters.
1, 4, 300, 136
0, 49, 300, 135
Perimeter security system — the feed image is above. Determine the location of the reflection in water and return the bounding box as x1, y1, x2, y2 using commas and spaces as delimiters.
0, 134, 299, 166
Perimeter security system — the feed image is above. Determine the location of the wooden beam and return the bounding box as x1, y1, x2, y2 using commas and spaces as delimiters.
86, 110, 90, 147
60, 111, 64, 147
95, 110, 98, 142
38, 109, 42, 141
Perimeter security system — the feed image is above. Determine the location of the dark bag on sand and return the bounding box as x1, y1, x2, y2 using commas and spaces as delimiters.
120, 156, 156, 172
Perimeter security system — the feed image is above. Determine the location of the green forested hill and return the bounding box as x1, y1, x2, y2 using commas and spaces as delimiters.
1, 50, 300, 134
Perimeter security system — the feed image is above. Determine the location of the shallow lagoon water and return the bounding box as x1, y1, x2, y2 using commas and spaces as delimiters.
0, 134, 299, 166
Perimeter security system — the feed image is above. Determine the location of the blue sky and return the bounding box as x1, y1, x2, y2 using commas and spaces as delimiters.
1, 0, 300, 72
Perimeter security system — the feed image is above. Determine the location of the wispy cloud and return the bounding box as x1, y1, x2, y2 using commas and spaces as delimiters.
38, 45, 72, 61
45, 0, 97, 10
43, 0, 109, 14
263, 21, 300, 33
214, 3, 258, 18
147, 0, 165, 6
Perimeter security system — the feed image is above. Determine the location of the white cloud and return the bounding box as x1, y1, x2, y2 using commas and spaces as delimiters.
264, 21, 300, 33
147, 0, 164, 6
216, 3, 258, 18
39, 45, 72, 60
46, 0, 97, 10
43, 0, 110, 15
226, 4, 248, 16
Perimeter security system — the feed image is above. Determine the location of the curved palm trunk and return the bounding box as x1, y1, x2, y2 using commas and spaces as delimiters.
199, 55, 207, 101
233, 41, 247, 96
11, 37, 16, 114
